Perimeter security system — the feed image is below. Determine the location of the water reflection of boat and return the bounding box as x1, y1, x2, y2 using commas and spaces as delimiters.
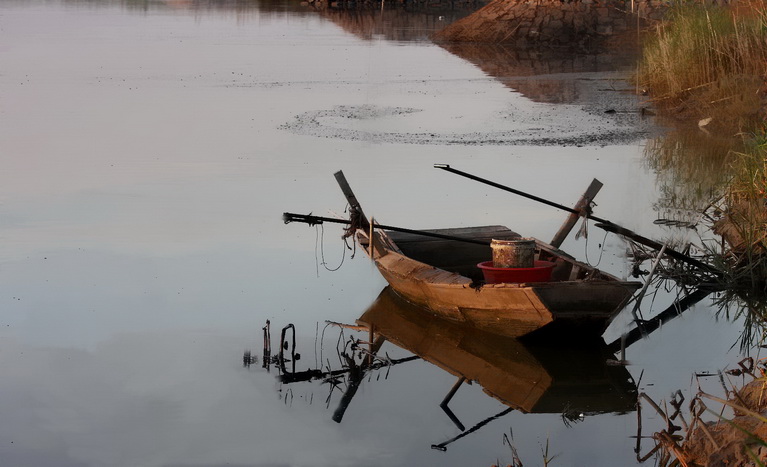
358, 287, 638, 416
260, 287, 638, 450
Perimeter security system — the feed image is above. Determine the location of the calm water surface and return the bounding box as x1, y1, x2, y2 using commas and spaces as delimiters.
0, 1, 750, 466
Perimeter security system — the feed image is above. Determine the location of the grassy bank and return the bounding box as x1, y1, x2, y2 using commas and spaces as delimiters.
638, 1, 767, 344
639, 0, 767, 251
638, 0, 767, 128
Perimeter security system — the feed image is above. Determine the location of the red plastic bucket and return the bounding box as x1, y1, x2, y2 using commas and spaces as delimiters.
477, 260, 555, 284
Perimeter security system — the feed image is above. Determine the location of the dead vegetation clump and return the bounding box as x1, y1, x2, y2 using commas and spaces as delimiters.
736, 378, 767, 415
638, 361, 767, 467
684, 382, 767, 466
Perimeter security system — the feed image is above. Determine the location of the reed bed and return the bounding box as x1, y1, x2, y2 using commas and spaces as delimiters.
638, 1, 767, 343
704, 137, 767, 348
638, 0, 767, 126
716, 135, 767, 250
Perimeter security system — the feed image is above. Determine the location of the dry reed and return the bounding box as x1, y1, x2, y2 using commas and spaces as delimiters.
638, 0, 767, 126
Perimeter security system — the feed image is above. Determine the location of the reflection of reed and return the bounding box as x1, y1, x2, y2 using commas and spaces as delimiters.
714, 287, 767, 351
644, 125, 737, 216
709, 147, 767, 350
642, 125, 767, 350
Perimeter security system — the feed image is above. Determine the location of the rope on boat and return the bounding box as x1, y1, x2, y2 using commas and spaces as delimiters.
574, 200, 595, 241
316, 223, 346, 272
342, 206, 363, 241
582, 218, 609, 269
314, 206, 360, 274
575, 200, 609, 269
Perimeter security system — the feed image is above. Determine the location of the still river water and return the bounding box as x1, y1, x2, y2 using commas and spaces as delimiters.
0, 1, 752, 466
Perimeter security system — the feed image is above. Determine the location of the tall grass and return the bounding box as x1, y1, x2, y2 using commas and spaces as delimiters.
638, 0, 767, 125
638, 2, 767, 346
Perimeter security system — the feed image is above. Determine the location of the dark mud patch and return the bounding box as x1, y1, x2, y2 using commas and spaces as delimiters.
279, 103, 650, 146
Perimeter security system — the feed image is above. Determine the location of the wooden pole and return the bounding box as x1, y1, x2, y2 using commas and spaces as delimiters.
595, 222, 718, 274
334, 170, 369, 229
334, 170, 387, 257
550, 178, 603, 248
434, 164, 720, 275
283, 212, 490, 246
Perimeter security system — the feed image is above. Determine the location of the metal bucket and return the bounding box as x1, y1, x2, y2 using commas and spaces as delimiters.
491, 238, 536, 268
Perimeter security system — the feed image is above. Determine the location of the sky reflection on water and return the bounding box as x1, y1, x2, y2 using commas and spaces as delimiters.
0, 1, 753, 466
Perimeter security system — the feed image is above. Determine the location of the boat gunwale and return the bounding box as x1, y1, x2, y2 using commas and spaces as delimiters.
364, 226, 641, 290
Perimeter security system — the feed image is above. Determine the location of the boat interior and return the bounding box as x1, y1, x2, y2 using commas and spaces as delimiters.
372, 225, 616, 283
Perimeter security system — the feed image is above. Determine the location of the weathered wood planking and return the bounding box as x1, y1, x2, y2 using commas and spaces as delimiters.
362, 226, 641, 339
387, 225, 521, 279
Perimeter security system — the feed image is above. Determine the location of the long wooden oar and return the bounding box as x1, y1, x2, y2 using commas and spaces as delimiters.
434, 163, 614, 223
434, 164, 720, 274
283, 212, 490, 246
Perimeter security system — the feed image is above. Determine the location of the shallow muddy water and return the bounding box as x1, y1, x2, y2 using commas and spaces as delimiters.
0, 1, 755, 466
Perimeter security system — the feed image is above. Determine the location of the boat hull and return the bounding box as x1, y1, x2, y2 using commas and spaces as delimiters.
374, 249, 639, 339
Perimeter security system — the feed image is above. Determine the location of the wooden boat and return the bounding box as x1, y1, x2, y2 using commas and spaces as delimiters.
358, 225, 640, 339
335, 172, 642, 340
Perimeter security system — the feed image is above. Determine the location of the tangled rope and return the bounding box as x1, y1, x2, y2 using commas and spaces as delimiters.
342, 206, 363, 240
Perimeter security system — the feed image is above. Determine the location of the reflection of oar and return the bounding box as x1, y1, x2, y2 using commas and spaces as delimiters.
607, 287, 714, 352
434, 164, 719, 274
431, 407, 514, 452
283, 212, 489, 246
331, 334, 387, 423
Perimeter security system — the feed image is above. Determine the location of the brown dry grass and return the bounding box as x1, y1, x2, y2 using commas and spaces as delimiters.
638, 0, 767, 129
